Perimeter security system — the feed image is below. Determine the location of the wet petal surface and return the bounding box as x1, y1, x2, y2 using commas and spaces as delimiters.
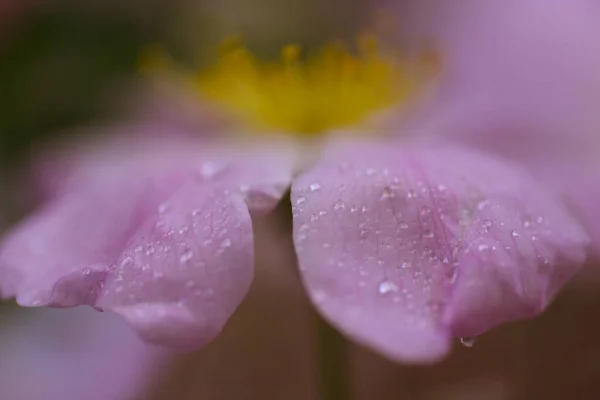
291, 140, 589, 362
0, 130, 294, 348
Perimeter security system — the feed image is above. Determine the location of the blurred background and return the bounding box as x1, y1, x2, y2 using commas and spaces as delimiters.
2, 0, 600, 399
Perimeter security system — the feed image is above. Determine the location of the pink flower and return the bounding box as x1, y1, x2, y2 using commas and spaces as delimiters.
0, 0, 597, 365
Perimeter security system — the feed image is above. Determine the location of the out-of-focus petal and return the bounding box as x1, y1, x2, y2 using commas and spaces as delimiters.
0, 127, 295, 348
0, 307, 169, 400
291, 140, 589, 363
395, 0, 600, 252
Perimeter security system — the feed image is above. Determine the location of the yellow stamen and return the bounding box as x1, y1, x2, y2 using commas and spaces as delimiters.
141, 34, 438, 136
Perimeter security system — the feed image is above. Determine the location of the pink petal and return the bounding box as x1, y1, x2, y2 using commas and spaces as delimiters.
0, 129, 294, 348
396, 0, 600, 252
291, 140, 589, 363
0, 307, 169, 400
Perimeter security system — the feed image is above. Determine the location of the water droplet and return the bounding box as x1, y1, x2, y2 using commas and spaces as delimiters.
483, 219, 493, 228
199, 161, 220, 179
221, 238, 232, 248
536, 216, 544, 224
134, 245, 143, 253
309, 183, 321, 191
437, 184, 447, 192
82, 267, 91, 275
531, 235, 539, 241
333, 200, 345, 210
423, 229, 434, 238
192, 209, 201, 217
407, 189, 417, 199
400, 261, 411, 269
477, 200, 490, 210
158, 203, 169, 214
350, 205, 359, 213
378, 280, 398, 295
511, 230, 519, 237
310, 213, 319, 221
398, 222, 409, 229
361, 206, 368, 213
120, 257, 134, 268
296, 196, 306, 205
180, 249, 194, 264
478, 244, 489, 252
420, 205, 431, 216
460, 337, 476, 348
319, 210, 327, 216
299, 223, 310, 232
180, 226, 190, 234
522, 217, 532, 228
146, 246, 155, 255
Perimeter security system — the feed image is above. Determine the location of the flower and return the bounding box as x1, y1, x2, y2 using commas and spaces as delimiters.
0, 0, 597, 365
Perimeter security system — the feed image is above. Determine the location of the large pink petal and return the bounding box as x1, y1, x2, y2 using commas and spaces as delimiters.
0, 307, 169, 400
291, 140, 589, 363
0, 128, 295, 348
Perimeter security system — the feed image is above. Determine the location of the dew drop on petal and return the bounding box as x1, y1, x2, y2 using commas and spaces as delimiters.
511, 230, 519, 237
221, 238, 232, 248
199, 161, 220, 179
309, 183, 321, 191
378, 280, 398, 295
460, 337, 476, 348
333, 200, 345, 210
120, 257, 134, 268
158, 203, 170, 214
180, 249, 194, 264
296, 196, 306, 205
483, 219, 493, 228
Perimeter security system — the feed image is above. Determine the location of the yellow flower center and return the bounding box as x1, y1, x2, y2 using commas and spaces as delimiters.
141, 34, 437, 136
